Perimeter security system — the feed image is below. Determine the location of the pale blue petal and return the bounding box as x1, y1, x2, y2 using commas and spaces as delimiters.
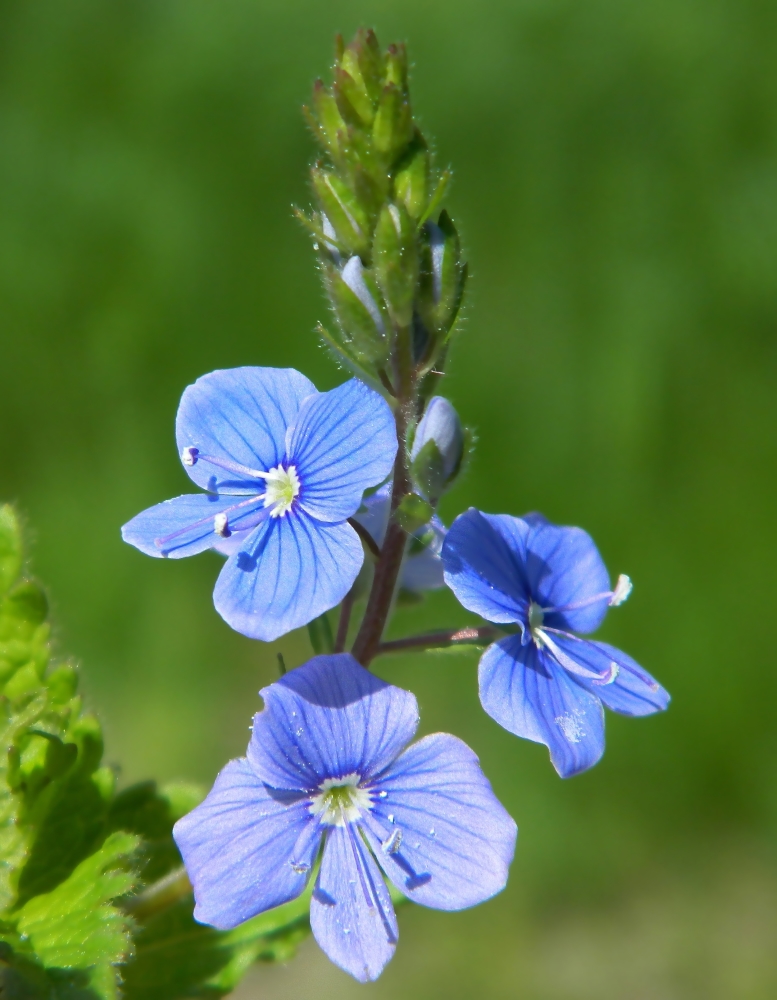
176, 367, 316, 494
121, 493, 263, 559
442, 509, 530, 624
310, 826, 397, 982
289, 379, 397, 523
521, 514, 611, 633
363, 733, 516, 910
353, 484, 392, 547
402, 517, 446, 592
173, 758, 320, 929
479, 636, 605, 778
553, 635, 671, 716
247, 654, 420, 791
213, 512, 363, 642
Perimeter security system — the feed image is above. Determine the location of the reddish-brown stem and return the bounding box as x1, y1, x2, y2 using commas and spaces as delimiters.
351, 400, 412, 667
347, 517, 381, 560
376, 626, 502, 656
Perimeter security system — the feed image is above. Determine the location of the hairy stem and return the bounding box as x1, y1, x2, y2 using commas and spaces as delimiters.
376, 626, 502, 655
351, 396, 412, 667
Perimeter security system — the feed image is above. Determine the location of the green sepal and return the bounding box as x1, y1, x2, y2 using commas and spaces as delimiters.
373, 202, 418, 327
325, 264, 388, 365
410, 438, 448, 506
435, 210, 467, 335
310, 169, 370, 258
315, 322, 387, 396
372, 84, 412, 163
333, 67, 374, 128
394, 494, 434, 534
418, 169, 451, 227
394, 136, 430, 221
307, 81, 347, 161
307, 613, 334, 655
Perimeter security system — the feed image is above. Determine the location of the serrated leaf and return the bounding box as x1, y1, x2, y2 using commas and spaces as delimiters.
17, 831, 139, 970
122, 890, 311, 1000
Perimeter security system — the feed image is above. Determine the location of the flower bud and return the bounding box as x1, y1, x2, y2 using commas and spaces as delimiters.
410, 396, 464, 503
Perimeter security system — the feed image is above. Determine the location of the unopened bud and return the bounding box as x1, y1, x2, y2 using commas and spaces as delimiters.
410, 396, 464, 503
341, 256, 386, 336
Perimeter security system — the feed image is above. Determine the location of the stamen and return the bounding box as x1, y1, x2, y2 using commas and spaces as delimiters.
153, 494, 264, 550
181, 446, 199, 466
213, 513, 230, 537
381, 828, 402, 855
191, 453, 274, 481
535, 628, 618, 684
609, 574, 633, 606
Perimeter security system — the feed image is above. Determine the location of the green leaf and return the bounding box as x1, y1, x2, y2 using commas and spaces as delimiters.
17, 831, 138, 970
122, 890, 311, 1000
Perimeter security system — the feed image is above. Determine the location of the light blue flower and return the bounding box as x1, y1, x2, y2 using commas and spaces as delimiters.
122, 368, 396, 641
442, 509, 670, 778
173, 654, 517, 982
353, 484, 446, 592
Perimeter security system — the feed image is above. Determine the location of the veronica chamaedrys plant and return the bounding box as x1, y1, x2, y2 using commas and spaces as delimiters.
173, 655, 516, 982
122, 368, 396, 640
441, 510, 670, 777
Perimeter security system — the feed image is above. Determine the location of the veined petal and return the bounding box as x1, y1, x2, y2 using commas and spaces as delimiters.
121, 493, 263, 559
213, 511, 363, 642
521, 514, 612, 633
176, 367, 316, 494
247, 654, 420, 791
363, 733, 516, 911
289, 379, 397, 523
553, 635, 671, 716
310, 826, 397, 982
479, 636, 605, 778
173, 758, 320, 930
442, 509, 531, 624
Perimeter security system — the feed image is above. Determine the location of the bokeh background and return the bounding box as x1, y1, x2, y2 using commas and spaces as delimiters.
2, 1, 777, 996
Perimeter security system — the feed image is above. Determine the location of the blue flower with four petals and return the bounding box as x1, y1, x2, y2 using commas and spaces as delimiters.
442, 509, 670, 777
173, 654, 517, 982
122, 367, 396, 640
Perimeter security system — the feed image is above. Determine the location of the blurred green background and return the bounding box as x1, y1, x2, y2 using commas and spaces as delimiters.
2, 0, 777, 996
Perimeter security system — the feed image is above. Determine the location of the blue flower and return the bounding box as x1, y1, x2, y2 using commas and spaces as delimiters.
173, 654, 517, 982
121, 368, 397, 641
353, 484, 446, 592
442, 509, 670, 778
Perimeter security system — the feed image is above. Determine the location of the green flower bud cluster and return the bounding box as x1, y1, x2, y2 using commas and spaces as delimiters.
300, 29, 468, 397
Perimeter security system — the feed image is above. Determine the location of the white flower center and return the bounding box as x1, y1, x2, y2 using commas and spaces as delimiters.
309, 773, 372, 827
262, 464, 300, 518
528, 601, 546, 645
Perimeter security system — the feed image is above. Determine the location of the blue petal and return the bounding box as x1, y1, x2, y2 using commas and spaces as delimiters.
442, 509, 531, 624
213, 511, 363, 642
310, 825, 397, 982
247, 654, 420, 792
552, 635, 671, 716
176, 367, 316, 494
354, 486, 446, 592
288, 379, 397, 523
363, 733, 516, 910
479, 635, 605, 778
401, 517, 446, 592
353, 483, 392, 547
520, 514, 612, 633
121, 493, 263, 559
172, 758, 320, 929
